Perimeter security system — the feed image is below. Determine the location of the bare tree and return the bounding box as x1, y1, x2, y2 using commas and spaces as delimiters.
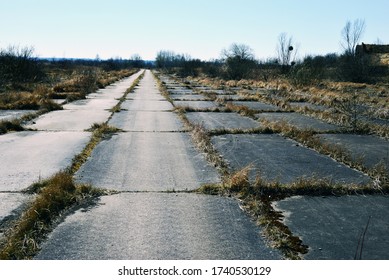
221, 43, 256, 79
341, 19, 366, 56
276, 33, 298, 74
0, 45, 44, 87
222, 43, 255, 61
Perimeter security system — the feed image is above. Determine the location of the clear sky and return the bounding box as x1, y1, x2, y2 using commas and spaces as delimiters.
1, 0, 388, 61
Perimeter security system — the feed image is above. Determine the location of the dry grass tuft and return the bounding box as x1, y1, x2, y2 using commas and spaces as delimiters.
70, 123, 121, 174
0, 172, 105, 259
0, 119, 24, 134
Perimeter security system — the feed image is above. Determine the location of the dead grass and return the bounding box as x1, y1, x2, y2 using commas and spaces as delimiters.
124, 70, 145, 96
224, 102, 257, 118
0, 90, 62, 111
70, 123, 121, 174
0, 69, 139, 258
190, 122, 229, 176
0, 172, 107, 259
0, 119, 24, 134
260, 119, 389, 189
152, 71, 174, 105
0, 122, 121, 259
197, 165, 385, 259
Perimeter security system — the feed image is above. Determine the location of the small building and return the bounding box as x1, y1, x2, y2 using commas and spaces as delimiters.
356, 43, 389, 66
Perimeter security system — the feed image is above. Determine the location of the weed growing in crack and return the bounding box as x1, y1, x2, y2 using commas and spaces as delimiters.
152, 71, 174, 105
70, 123, 121, 174
197, 166, 385, 259
259, 119, 389, 188
0, 122, 120, 259
0, 70, 144, 259
224, 102, 257, 118
0, 119, 24, 134
0, 172, 106, 259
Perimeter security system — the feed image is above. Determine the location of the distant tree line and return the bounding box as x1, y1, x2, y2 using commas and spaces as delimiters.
0, 45, 149, 91
155, 19, 388, 85
0, 46, 45, 89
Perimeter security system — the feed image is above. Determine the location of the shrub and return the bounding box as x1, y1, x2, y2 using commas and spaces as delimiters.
0, 46, 44, 89
76, 68, 98, 95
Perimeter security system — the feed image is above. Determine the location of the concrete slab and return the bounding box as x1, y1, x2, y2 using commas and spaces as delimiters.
51, 99, 66, 105
170, 94, 210, 101
198, 88, 225, 95
126, 93, 165, 100
36, 193, 280, 260
75, 132, 220, 191
216, 94, 245, 101
121, 99, 173, 111
63, 98, 118, 111
109, 111, 185, 132
26, 72, 144, 131
0, 131, 91, 191
88, 72, 144, 100
273, 195, 389, 259
0, 193, 32, 223
186, 112, 262, 131
168, 89, 195, 95
212, 134, 370, 184
318, 134, 389, 170
26, 109, 111, 131
230, 101, 281, 111
256, 112, 340, 132
289, 102, 328, 111
173, 101, 219, 110
0, 110, 37, 121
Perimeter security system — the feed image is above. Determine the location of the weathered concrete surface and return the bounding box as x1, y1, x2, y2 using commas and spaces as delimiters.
186, 112, 262, 131
26, 109, 111, 131
256, 112, 340, 132
212, 134, 370, 184
0, 193, 32, 222
230, 101, 281, 111
173, 100, 219, 110
289, 102, 328, 111
109, 111, 185, 132
63, 98, 118, 111
318, 134, 389, 171
36, 71, 282, 260
0, 131, 91, 191
27, 72, 143, 131
75, 132, 219, 191
36, 193, 280, 260
0, 110, 37, 121
273, 195, 389, 259
170, 94, 210, 101
77, 71, 219, 191
121, 99, 173, 111
127, 93, 165, 100
167, 89, 195, 95
216, 94, 243, 100
0, 72, 143, 240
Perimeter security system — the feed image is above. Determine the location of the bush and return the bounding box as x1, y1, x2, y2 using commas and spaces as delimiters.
337, 54, 372, 83
0, 46, 44, 89
76, 68, 98, 95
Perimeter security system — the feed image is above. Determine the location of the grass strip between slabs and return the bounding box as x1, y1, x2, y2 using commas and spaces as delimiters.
196, 166, 388, 260
110, 69, 145, 114
0, 72, 144, 260
141, 72, 389, 260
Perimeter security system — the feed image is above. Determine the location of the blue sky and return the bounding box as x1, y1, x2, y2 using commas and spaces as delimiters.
1, 0, 388, 60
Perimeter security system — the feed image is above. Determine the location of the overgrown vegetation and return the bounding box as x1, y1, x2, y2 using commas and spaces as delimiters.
0, 46, 44, 90
0, 121, 123, 259
0, 71, 143, 259
0, 172, 106, 259
155, 71, 389, 259
197, 164, 384, 259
